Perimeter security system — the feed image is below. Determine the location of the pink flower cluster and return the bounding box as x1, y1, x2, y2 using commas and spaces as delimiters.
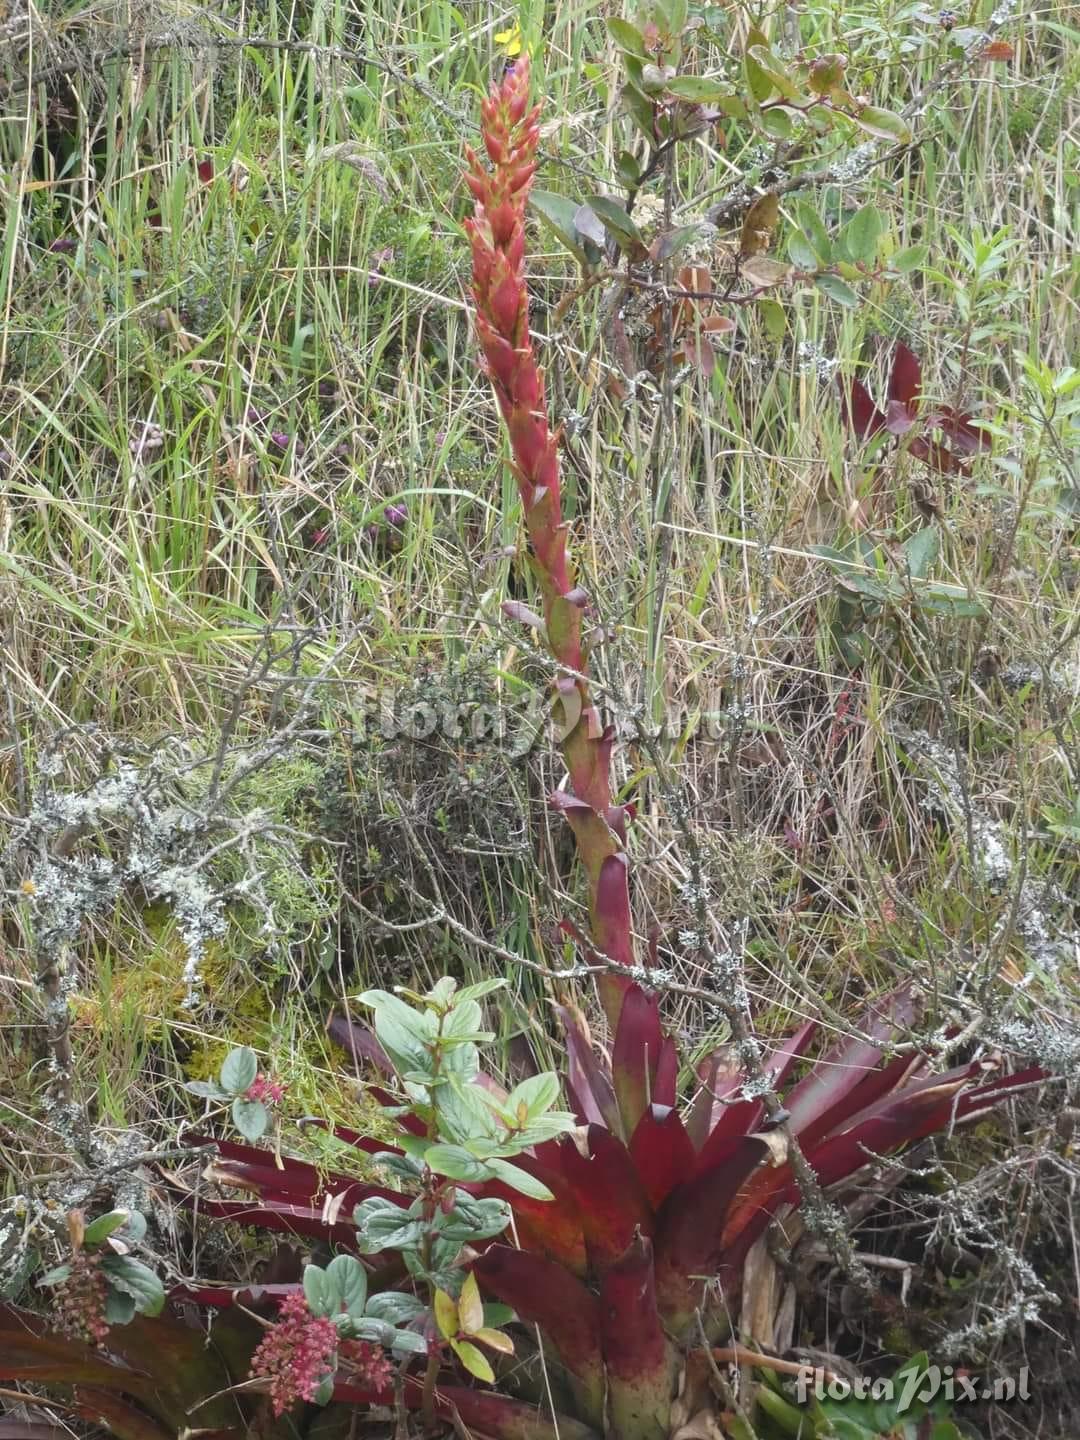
340, 1337, 394, 1392
250, 1291, 337, 1415
246, 1073, 286, 1105
52, 1251, 110, 1348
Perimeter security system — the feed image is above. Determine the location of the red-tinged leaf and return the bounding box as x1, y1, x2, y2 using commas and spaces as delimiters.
653, 1037, 677, 1107
368, 1085, 429, 1135
612, 984, 665, 1135
594, 852, 635, 969
888, 341, 922, 411
600, 1231, 678, 1440
783, 988, 919, 1142
196, 158, 214, 182
208, 1156, 400, 1213
68, 1390, 177, 1440
434, 1387, 600, 1440
298, 1116, 405, 1158
171, 1279, 293, 1310
555, 1003, 621, 1134
677, 335, 716, 377
838, 375, 886, 439
480, 1159, 588, 1276
629, 1106, 696, 1208
952, 1065, 1045, 1121
927, 408, 990, 455
886, 398, 917, 434
559, 1126, 654, 1276
694, 1020, 819, 1160
184, 1197, 361, 1248
652, 1136, 771, 1330
327, 1011, 393, 1075
473, 1246, 604, 1424
908, 433, 962, 474
685, 1046, 744, 1148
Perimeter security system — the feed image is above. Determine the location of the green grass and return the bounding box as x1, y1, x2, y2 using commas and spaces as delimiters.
1, 0, 1078, 1390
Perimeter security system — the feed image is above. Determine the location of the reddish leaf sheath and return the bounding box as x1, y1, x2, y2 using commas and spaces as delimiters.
600, 1231, 678, 1440
629, 1105, 697, 1208
558, 1126, 655, 1275
837, 375, 886, 439
887, 341, 922, 412
611, 984, 666, 1135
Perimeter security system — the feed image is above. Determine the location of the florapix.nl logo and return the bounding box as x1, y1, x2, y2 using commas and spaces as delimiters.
794, 1361, 1031, 1412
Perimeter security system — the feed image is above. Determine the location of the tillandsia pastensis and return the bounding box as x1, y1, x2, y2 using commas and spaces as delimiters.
0, 57, 1049, 1440
465, 56, 633, 1028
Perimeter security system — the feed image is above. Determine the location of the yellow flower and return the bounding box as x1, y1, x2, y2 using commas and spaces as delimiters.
494, 21, 523, 56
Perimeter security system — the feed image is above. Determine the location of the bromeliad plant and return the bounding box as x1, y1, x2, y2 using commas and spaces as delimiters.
0, 57, 1045, 1440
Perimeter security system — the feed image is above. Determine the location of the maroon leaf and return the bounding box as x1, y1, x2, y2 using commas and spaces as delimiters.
886, 398, 917, 434
68, 1390, 177, 1440
480, 1157, 588, 1276
685, 1046, 744, 1148
555, 1004, 621, 1133
652, 1135, 771, 1330
783, 988, 919, 1143
653, 1037, 678, 1108
929, 408, 990, 455
888, 341, 922, 411
327, 1011, 393, 1076
433, 1387, 599, 1440
629, 1106, 696, 1208
695, 1020, 819, 1158
600, 1231, 678, 1440
185, 1197, 362, 1248
838, 375, 886, 439
612, 984, 665, 1136
908, 433, 962, 474
473, 1245, 604, 1423
558, 1126, 654, 1275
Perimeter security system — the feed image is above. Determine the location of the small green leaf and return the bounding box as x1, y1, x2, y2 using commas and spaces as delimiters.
232, 1097, 269, 1141
842, 203, 883, 263
665, 76, 731, 102
505, 1073, 560, 1121
99, 1255, 165, 1317
744, 27, 775, 102
364, 1292, 427, 1325
104, 1287, 137, 1325
529, 190, 590, 266
83, 1210, 131, 1246
458, 1271, 484, 1334
37, 1264, 72, 1287
903, 525, 939, 580
607, 18, 649, 57
434, 1288, 459, 1340
424, 1143, 492, 1182
585, 195, 645, 254
760, 107, 793, 138
786, 231, 820, 271
888, 243, 929, 274
814, 273, 860, 307
304, 1264, 334, 1317
483, 1157, 554, 1200
849, 104, 912, 142
616, 150, 641, 188
219, 1047, 258, 1095
796, 202, 833, 263
584, 195, 642, 254
451, 1338, 496, 1384
474, 1326, 515, 1354
313, 1374, 335, 1406
390, 1328, 429, 1356
758, 297, 787, 340
326, 1254, 368, 1317
183, 1079, 227, 1100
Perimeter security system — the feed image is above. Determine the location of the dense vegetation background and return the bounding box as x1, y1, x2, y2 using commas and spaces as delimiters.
0, 0, 1077, 1435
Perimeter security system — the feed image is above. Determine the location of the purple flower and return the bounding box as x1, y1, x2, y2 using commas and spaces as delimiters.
246, 406, 266, 424
363, 524, 380, 544
269, 431, 290, 451
384, 503, 408, 529
49, 237, 77, 254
